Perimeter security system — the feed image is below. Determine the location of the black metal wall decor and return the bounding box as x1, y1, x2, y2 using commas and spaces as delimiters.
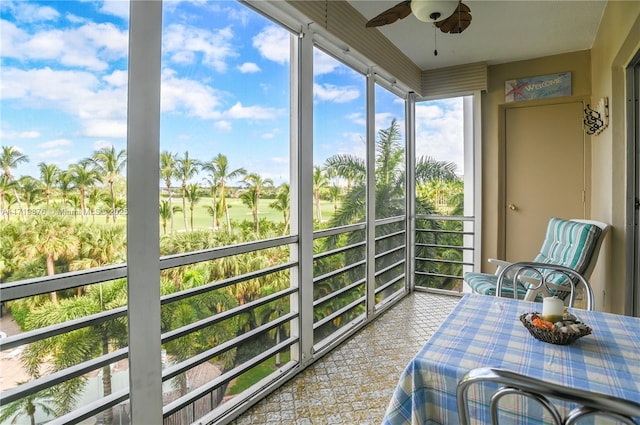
584, 97, 609, 135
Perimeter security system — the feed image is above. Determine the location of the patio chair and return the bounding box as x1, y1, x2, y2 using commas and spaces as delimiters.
495, 261, 594, 310
457, 367, 640, 425
463, 217, 609, 302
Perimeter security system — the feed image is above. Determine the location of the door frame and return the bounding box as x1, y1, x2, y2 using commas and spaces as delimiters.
497, 95, 591, 259
625, 50, 640, 317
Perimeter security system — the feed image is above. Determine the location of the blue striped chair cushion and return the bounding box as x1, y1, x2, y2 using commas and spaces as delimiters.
465, 218, 602, 298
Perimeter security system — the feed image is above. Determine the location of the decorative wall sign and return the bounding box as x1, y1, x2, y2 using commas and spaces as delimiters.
584, 97, 609, 135
505, 72, 572, 103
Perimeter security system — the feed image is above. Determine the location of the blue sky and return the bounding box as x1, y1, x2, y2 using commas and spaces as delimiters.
1, 0, 464, 186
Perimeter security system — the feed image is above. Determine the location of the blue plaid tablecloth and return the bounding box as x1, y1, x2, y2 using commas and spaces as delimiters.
381, 294, 640, 425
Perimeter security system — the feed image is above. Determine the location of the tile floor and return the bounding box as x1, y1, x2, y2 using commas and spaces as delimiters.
231, 291, 462, 425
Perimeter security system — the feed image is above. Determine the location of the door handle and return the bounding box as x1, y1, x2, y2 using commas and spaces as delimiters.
509, 204, 517, 211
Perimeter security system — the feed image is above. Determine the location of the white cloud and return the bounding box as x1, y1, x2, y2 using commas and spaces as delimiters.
252, 26, 290, 64
103, 70, 128, 87
0, 19, 128, 71
83, 119, 127, 138
163, 23, 237, 72
215, 120, 232, 131
238, 62, 260, 73
415, 99, 464, 172
314, 49, 341, 75
39, 139, 72, 149
347, 112, 366, 126
314, 83, 360, 103
35, 148, 69, 160
0, 129, 40, 140
224, 102, 283, 120
161, 69, 224, 119
99, 1, 130, 20
1, 1, 60, 23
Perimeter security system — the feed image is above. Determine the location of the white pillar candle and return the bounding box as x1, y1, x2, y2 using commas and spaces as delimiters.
542, 296, 564, 322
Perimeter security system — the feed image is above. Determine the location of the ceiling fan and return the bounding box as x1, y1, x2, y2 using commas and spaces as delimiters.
365, 0, 472, 34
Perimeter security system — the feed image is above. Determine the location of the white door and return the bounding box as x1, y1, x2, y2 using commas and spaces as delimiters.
504, 101, 587, 261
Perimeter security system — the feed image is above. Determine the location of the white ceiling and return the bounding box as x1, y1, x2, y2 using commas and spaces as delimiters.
347, 1, 607, 70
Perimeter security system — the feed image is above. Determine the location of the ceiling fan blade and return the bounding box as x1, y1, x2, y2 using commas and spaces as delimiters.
365, 0, 412, 28
435, 2, 472, 33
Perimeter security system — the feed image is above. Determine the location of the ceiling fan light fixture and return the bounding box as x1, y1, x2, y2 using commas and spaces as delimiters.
411, 0, 458, 23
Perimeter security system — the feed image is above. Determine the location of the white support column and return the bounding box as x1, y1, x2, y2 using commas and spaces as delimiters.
126, 1, 163, 423
292, 27, 315, 365
406, 93, 417, 292
366, 74, 377, 316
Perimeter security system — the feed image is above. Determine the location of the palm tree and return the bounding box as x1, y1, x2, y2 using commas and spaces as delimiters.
0, 145, 29, 213
85, 187, 103, 223
91, 146, 126, 222
176, 151, 199, 231
39, 162, 60, 206
270, 183, 290, 235
185, 183, 201, 231
161, 151, 177, 233
69, 162, 102, 221
0, 384, 55, 425
57, 169, 74, 207
241, 173, 273, 233
201, 154, 246, 232
21, 280, 128, 424
0, 175, 13, 220
16, 215, 79, 303
18, 176, 43, 212
313, 166, 329, 223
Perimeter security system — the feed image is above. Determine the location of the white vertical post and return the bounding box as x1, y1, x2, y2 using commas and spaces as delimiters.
127, 1, 163, 423
292, 27, 315, 365
406, 93, 417, 292
366, 74, 376, 316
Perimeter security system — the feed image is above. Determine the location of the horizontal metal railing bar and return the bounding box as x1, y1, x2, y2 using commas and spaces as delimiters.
416, 214, 475, 221
374, 244, 404, 260
46, 389, 130, 425
163, 336, 297, 417
313, 296, 365, 329
160, 261, 297, 305
416, 243, 474, 250
416, 229, 475, 236
415, 271, 464, 280
0, 264, 127, 302
375, 259, 405, 277
0, 237, 297, 305
312, 222, 366, 239
313, 259, 366, 284
312, 240, 366, 261
313, 278, 366, 307
1, 347, 128, 405
374, 229, 406, 241
163, 312, 297, 383
159, 235, 297, 270
162, 288, 297, 344
0, 306, 127, 352
374, 215, 405, 226
374, 274, 405, 294
415, 257, 474, 267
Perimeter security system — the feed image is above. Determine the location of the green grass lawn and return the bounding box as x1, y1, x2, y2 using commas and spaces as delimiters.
226, 351, 291, 395
3, 195, 339, 233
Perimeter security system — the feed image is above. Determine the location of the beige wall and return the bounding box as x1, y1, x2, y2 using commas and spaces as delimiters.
481, 2, 640, 313
481, 50, 592, 271
589, 2, 640, 313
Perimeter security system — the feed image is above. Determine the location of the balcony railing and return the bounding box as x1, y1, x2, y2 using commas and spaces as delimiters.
414, 215, 475, 293
0, 215, 418, 425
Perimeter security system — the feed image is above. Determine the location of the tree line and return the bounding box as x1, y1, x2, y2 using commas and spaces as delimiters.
0, 119, 465, 424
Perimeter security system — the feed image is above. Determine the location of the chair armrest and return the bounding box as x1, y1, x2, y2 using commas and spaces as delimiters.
488, 258, 512, 275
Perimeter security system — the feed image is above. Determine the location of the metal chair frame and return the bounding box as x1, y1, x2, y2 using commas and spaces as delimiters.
495, 261, 595, 311
457, 368, 640, 425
